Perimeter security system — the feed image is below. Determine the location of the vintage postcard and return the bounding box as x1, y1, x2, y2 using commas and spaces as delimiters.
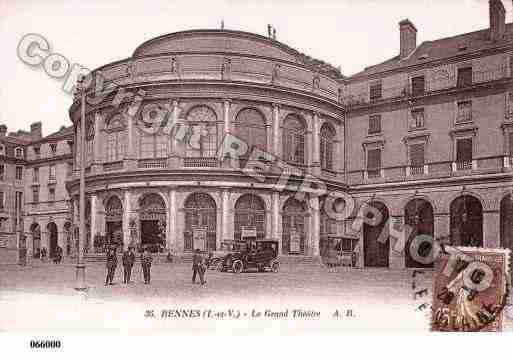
1, 0, 513, 350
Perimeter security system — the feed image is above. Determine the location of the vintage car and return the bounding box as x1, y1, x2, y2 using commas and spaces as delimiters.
218, 240, 280, 273
207, 240, 244, 270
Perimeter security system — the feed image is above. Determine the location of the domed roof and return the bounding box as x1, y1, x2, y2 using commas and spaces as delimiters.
133, 29, 301, 62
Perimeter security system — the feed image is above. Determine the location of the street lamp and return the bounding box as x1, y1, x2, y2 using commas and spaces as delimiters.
75, 75, 87, 291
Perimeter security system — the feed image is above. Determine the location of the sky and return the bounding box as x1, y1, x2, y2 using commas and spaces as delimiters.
0, 0, 511, 136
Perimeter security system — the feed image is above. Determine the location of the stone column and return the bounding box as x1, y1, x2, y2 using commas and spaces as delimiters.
483, 210, 500, 248
223, 99, 231, 135
311, 112, 321, 176
434, 213, 450, 241
73, 198, 79, 255
122, 189, 131, 250
92, 112, 102, 173
125, 102, 136, 170
273, 104, 281, 158
90, 194, 98, 249
220, 188, 230, 243
389, 215, 406, 269
337, 121, 345, 179
272, 192, 281, 254
167, 187, 177, 252
169, 100, 180, 168
309, 195, 320, 256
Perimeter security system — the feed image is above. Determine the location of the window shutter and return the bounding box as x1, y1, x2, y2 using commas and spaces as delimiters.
509, 132, 513, 155
456, 138, 473, 162
410, 144, 425, 166
367, 149, 381, 169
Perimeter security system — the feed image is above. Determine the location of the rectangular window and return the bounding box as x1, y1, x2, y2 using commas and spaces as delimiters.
34, 146, 40, 159
33, 167, 39, 183
0, 164, 4, 181
456, 138, 473, 170
457, 101, 472, 123
15, 166, 23, 180
155, 135, 167, 158
0, 191, 4, 210
367, 148, 382, 178
48, 188, 55, 203
411, 76, 425, 96
410, 108, 425, 129
67, 162, 73, 177
368, 115, 382, 134
457, 67, 473, 87
15, 148, 23, 158
32, 187, 39, 204
50, 143, 57, 156
49, 165, 56, 180
370, 81, 382, 102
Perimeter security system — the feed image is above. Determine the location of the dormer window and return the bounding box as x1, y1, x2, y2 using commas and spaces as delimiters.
15, 147, 23, 158
33, 146, 41, 159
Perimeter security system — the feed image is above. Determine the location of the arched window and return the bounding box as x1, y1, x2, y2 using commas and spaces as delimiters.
183, 106, 218, 166
234, 108, 267, 156
282, 114, 306, 165
282, 198, 308, 255
320, 123, 336, 171
234, 194, 266, 241
139, 132, 167, 159
105, 115, 125, 162
184, 193, 217, 251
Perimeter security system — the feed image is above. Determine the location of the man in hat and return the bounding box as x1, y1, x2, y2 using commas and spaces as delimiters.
122, 246, 136, 284
192, 249, 206, 285
141, 247, 153, 284
105, 247, 118, 285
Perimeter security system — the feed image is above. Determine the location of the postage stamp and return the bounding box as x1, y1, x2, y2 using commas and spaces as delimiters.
431, 247, 511, 332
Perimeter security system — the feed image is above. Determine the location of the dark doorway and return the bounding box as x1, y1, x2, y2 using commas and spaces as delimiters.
501, 194, 513, 252
450, 195, 483, 247
363, 201, 389, 267
47, 222, 58, 258
31, 223, 41, 258
138, 193, 166, 252
405, 199, 434, 268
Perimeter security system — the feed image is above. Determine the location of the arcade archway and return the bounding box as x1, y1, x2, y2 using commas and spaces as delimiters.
47, 222, 58, 258
404, 199, 434, 268
500, 194, 513, 252
138, 193, 166, 251
282, 198, 308, 255
184, 193, 217, 252
363, 201, 389, 268
450, 195, 483, 247
105, 196, 123, 247
30, 223, 41, 258
234, 194, 266, 241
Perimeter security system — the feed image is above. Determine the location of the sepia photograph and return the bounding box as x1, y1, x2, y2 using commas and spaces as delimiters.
1, 0, 513, 353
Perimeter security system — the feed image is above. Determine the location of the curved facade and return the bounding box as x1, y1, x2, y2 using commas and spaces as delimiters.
67, 30, 347, 257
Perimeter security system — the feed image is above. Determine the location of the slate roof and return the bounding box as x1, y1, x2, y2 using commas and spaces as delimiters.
349, 23, 513, 80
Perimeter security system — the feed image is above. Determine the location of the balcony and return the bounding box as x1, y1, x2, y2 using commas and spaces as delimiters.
137, 158, 167, 169
103, 161, 124, 172
349, 155, 508, 185
182, 157, 218, 168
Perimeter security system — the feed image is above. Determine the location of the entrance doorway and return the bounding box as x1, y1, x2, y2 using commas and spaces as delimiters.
47, 222, 58, 258
363, 201, 389, 268
105, 196, 123, 249
138, 193, 166, 252
404, 199, 434, 268
450, 195, 483, 247
31, 223, 41, 258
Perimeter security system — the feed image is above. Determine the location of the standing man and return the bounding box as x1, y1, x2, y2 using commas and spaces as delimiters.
192, 249, 206, 285
105, 247, 117, 285
141, 247, 153, 284
122, 246, 135, 284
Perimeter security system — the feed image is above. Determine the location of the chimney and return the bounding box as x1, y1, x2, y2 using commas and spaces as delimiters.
30, 121, 42, 140
489, 0, 506, 41
399, 19, 417, 59
0, 124, 6, 137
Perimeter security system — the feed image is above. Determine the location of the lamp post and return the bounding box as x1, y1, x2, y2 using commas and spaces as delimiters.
75, 75, 87, 291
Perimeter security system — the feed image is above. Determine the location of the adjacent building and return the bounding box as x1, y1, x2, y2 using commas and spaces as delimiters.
1, 0, 512, 268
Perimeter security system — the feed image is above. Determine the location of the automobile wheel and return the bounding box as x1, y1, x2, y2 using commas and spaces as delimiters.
271, 260, 280, 273
232, 260, 243, 274
216, 260, 225, 272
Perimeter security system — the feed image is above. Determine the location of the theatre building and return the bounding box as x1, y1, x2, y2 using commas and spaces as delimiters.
4, 0, 512, 269
66, 29, 347, 258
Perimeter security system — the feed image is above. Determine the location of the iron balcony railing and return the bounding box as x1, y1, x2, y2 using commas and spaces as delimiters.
137, 158, 167, 169
182, 157, 218, 168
